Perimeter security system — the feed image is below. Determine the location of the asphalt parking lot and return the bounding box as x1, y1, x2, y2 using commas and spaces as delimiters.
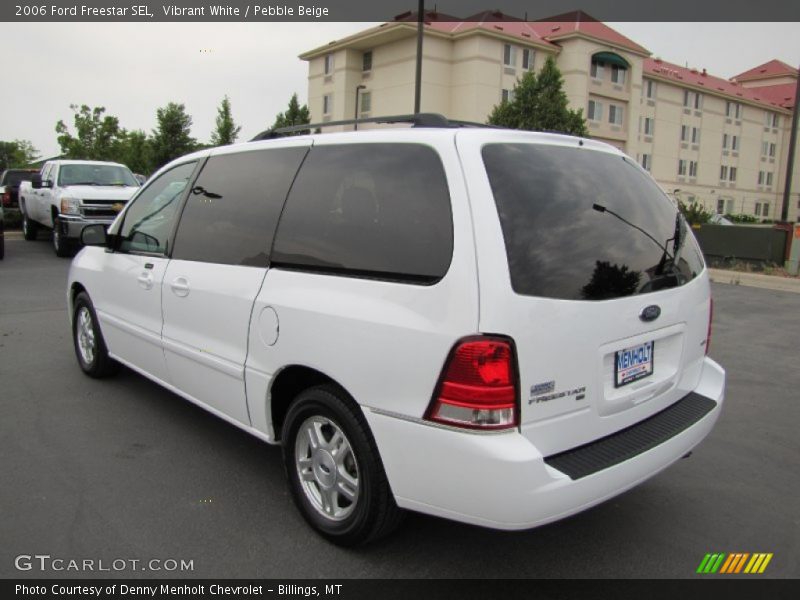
1, 236, 797, 579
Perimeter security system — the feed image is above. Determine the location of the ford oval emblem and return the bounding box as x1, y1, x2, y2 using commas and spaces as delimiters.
640, 305, 661, 322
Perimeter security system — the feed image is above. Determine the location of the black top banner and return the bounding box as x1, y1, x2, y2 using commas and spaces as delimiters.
3, 0, 800, 22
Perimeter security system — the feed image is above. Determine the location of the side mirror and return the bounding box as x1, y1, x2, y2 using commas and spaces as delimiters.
31, 174, 42, 189
80, 224, 108, 247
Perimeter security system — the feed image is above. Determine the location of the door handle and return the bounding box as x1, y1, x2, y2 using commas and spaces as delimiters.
137, 272, 154, 290
170, 277, 190, 297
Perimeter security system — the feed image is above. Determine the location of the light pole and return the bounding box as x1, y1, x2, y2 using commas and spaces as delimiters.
354, 84, 366, 130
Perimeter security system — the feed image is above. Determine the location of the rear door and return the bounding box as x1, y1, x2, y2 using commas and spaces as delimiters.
161, 142, 309, 425
457, 131, 711, 455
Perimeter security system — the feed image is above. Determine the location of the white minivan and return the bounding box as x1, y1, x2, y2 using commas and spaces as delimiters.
68, 116, 725, 545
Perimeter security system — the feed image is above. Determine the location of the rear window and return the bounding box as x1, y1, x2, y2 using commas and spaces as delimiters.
482, 143, 704, 300
2, 171, 37, 186
272, 143, 453, 283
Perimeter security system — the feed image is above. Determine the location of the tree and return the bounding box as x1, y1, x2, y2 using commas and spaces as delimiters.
271, 93, 310, 135
488, 56, 589, 137
55, 104, 126, 161
0, 140, 40, 172
151, 102, 197, 169
117, 130, 154, 176
210, 95, 241, 146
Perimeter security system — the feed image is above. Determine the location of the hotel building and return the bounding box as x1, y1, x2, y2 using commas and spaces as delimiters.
299, 11, 799, 222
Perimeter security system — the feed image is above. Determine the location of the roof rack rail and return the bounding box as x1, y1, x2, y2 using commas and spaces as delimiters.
249, 113, 498, 141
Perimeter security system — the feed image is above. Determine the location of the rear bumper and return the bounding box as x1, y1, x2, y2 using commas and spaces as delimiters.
57, 215, 114, 241
365, 356, 725, 530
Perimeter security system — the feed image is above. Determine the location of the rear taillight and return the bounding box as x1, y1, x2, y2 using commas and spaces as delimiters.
2, 191, 10, 207
426, 337, 518, 430
705, 297, 714, 355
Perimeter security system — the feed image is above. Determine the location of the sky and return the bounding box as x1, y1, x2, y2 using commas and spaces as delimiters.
1, 21, 798, 160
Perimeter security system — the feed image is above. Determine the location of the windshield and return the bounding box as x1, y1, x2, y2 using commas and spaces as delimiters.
2, 171, 38, 186
481, 143, 705, 301
58, 164, 139, 187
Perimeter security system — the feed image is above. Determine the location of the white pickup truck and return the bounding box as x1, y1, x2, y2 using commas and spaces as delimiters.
18, 160, 140, 256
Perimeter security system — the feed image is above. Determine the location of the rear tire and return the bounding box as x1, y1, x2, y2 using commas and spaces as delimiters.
72, 291, 119, 378
282, 385, 403, 546
22, 210, 38, 241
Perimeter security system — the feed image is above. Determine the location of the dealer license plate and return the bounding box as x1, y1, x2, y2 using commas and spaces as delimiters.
614, 341, 655, 388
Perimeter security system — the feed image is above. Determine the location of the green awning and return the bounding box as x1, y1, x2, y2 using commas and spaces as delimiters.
592, 52, 629, 68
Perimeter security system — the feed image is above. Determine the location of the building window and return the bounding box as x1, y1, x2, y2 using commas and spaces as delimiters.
726, 101, 741, 119
643, 117, 654, 136
720, 165, 728, 181
324, 54, 334, 75
590, 60, 604, 80
681, 125, 689, 142
729, 167, 737, 183
641, 154, 651, 171
762, 141, 769, 156
689, 161, 698, 178
322, 94, 332, 115
611, 64, 626, 84
609, 104, 624, 125
769, 143, 776, 157
588, 99, 603, 121
362, 51, 373, 72
763, 203, 770, 217
522, 48, 534, 71
717, 199, 725, 214
765, 112, 779, 127
644, 79, 656, 99
684, 90, 702, 110
360, 91, 371, 114
758, 171, 765, 185
755, 202, 761, 216
503, 44, 517, 67
691, 127, 700, 144
732, 136, 739, 151
501, 88, 515, 103
678, 159, 687, 176
722, 133, 728, 149
766, 172, 773, 186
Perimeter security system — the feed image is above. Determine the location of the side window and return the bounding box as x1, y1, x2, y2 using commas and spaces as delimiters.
118, 162, 196, 255
272, 143, 453, 283
41, 164, 53, 184
171, 147, 308, 267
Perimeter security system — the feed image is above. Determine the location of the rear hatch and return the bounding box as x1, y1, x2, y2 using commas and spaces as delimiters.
457, 132, 711, 456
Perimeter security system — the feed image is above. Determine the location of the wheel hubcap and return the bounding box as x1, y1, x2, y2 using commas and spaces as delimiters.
295, 416, 359, 521
76, 307, 96, 365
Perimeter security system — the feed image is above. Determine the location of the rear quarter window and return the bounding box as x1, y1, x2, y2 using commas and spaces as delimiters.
482, 143, 704, 300
271, 143, 453, 284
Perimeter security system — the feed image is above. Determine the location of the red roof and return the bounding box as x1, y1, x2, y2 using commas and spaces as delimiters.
393, 10, 646, 54
527, 11, 649, 55
644, 58, 791, 110
745, 83, 796, 109
734, 59, 798, 82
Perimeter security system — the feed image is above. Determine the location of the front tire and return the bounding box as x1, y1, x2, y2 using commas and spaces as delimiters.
53, 216, 74, 257
282, 385, 403, 546
72, 291, 119, 378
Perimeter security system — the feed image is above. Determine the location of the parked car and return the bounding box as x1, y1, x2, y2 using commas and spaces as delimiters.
708, 213, 734, 226
18, 160, 139, 257
68, 115, 725, 546
1, 168, 39, 209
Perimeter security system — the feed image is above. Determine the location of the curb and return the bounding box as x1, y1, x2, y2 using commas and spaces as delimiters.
708, 268, 800, 294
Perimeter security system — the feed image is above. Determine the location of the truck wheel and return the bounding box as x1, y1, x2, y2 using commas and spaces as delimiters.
22, 211, 38, 241
72, 291, 119, 378
53, 217, 73, 257
282, 385, 403, 546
